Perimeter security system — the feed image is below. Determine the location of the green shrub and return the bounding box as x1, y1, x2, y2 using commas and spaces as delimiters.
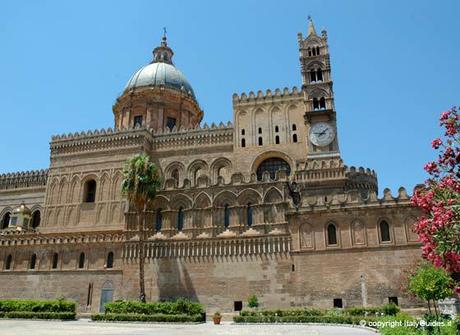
0, 299, 76, 313
247, 295, 259, 308
91, 312, 203, 322
0, 311, 76, 320
345, 304, 399, 317
104, 298, 203, 316
240, 308, 323, 318
233, 314, 376, 325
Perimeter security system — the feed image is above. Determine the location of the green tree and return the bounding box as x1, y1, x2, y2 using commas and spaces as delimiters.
247, 294, 259, 308
121, 154, 161, 302
407, 262, 454, 316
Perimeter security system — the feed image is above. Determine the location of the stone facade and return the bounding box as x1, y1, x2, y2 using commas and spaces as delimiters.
0, 19, 422, 313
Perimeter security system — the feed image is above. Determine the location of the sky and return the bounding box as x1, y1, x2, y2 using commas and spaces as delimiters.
0, 0, 458, 195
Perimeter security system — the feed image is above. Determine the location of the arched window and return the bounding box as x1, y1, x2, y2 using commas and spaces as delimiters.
313, 97, 319, 110
258, 127, 262, 134
155, 209, 163, 231
292, 124, 297, 131
293, 134, 298, 143
52, 253, 58, 269
177, 207, 184, 231
224, 204, 230, 228
275, 125, 279, 133
171, 169, 179, 185
29, 254, 37, 270
241, 129, 245, 135
246, 203, 253, 227
83, 179, 96, 203
317, 69, 323, 81
380, 220, 391, 242
319, 97, 326, 109
31, 210, 41, 229
78, 252, 85, 269
256, 158, 291, 180
106, 251, 114, 269
5, 254, 12, 270
241, 138, 246, 148
327, 223, 337, 245
316, 46, 320, 55
275, 135, 280, 144
258, 137, 263, 146
310, 70, 317, 82
1, 212, 10, 229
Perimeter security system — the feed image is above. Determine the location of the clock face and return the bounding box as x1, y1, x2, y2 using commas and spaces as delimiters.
309, 122, 335, 147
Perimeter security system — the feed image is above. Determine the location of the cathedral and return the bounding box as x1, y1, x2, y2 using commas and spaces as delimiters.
0, 19, 421, 313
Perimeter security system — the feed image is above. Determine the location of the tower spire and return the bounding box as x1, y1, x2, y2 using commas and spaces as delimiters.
308, 16, 317, 36
152, 28, 174, 65
162, 27, 167, 46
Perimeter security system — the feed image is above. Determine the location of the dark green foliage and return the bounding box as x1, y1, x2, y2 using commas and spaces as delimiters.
345, 303, 400, 317
247, 294, 259, 308
91, 313, 203, 322
103, 298, 204, 316
0, 311, 76, 320
234, 314, 377, 325
0, 299, 76, 313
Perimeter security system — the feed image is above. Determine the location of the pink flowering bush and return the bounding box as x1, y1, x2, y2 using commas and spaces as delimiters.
412, 106, 460, 292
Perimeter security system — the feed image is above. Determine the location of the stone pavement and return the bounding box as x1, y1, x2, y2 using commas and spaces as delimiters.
0, 319, 378, 335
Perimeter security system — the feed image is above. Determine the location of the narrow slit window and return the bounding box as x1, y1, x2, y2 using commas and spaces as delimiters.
78, 252, 85, 269
258, 137, 263, 146
275, 135, 280, 144
52, 253, 58, 269
241, 138, 246, 148
293, 134, 298, 143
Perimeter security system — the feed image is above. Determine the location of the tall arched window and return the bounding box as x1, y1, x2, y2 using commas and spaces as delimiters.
247, 203, 253, 227
241, 138, 246, 148
224, 204, 230, 228
275, 126, 279, 133
317, 69, 323, 81
29, 254, 37, 270
275, 135, 280, 144
327, 223, 337, 245
256, 158, 291, 181
293, 134, 298, 143
5, 254, 12, 270
177, 207, 184, 231
106, 251, 114, 269
313, 98, 319, 110
1, 212, 10, 229
258, 137, 263, 146
83, 179, 96, 203
319, 97, 326, 109
52, 253, 59, 269
171, 169, 179, 185
155, 209, 163, 231
292, 124, 297, 131
380, 220, 391, 242
31, 210, 41, 229
78, 252, 85, 269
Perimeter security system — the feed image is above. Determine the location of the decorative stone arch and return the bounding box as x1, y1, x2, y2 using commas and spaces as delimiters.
193, 192, 211, 209
306, 60, 325, 71
377, 217, 393, 243
111, 171, 123, 201
98, 172, 111, 202
187, 159, 209, 186
150, 195, 170, 211
251, 151, 294, 181
69, 175, 81, 203
237, 188, 262, 206
263, 187, 283, 203
310, 87, 328, 98
81, 174, 99, 203
47, 177, 60, 205
351, 219, 366, 245
30, 204, 42, 229
210, 157, 232, 184
164, 161, 185, 187
404, 216, 419, 242
325, 221, 339, 246
58, 177, 69, 204
0, 207, 13, 229
299, 222, 314, 249
304, 36, 322, 47
213, 190, 237, 207
170, 193, 193, 210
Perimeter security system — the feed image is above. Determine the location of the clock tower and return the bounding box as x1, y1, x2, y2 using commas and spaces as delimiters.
298, 17, 340, 159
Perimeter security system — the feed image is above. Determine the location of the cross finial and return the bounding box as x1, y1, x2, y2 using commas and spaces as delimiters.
162, 27, 167, 46
307, 16, 317, 36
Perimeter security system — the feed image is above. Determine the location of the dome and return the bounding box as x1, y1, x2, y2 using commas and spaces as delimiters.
124, 62, 196, 100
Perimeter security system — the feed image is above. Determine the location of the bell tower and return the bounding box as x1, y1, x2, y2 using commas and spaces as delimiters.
298, 17, 340, 159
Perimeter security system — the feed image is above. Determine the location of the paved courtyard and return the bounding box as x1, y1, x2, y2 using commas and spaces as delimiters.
0, 319, 377, 335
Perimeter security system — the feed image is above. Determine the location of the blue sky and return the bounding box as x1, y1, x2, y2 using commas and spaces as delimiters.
0, 0, 458, 195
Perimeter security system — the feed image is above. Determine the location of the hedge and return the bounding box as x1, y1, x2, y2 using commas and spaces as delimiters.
0, 299, 76, 313
104, 298, 203, 316
91, 312, 203, 323
234, 314, 377, 325
345, 304, 400, 317
240, 308, 323, 317
0, 311, 76, 320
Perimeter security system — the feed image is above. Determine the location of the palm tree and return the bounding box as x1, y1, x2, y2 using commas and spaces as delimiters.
121, 154, 161, 302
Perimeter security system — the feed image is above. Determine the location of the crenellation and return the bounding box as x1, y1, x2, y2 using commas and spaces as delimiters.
232, 86, 302, 105
0, 169, 48, 190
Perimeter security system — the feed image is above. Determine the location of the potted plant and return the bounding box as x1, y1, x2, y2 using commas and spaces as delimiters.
213, 311, 222, 324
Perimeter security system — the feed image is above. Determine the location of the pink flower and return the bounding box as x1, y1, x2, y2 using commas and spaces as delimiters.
432, 138, 442, 149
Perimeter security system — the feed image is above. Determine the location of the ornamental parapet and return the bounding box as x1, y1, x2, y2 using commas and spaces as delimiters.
232, 87, 303, 106
0, 169, 48, 190
123, 233, 291, 259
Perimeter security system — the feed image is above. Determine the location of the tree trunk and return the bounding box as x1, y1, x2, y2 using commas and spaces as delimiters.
138, 209, 146, 302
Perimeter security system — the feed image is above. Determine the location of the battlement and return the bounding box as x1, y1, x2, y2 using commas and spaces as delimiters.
232, 86, 303, 105
0, 169, 48, 190
344, 166, 377, 178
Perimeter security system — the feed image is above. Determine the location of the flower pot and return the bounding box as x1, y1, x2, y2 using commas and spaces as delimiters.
213, 316, 222, 324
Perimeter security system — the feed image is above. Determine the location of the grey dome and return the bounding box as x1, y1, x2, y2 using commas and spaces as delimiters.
124, 62, 196, 100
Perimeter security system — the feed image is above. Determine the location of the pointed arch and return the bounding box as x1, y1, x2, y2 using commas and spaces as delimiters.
194, 192, 211, 209
210, 157, 232, 184
264, 187, 283, 203
237, 188, 262, 205
170, 193, 192, 209
213, 190, 237, 207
